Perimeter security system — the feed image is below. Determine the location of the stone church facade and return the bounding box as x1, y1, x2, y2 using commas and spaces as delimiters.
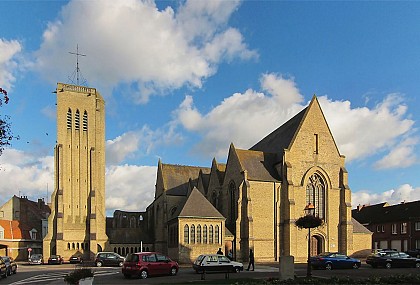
43, 83, 108, 261
143, 96, 371, 263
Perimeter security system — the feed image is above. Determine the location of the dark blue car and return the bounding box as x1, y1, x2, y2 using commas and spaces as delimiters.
310, 252, 361, 270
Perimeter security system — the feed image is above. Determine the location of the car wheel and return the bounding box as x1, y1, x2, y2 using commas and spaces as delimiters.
385, 262, 392, 269
140, 270, 148, 279
96, 261, 103, 267
234, 267, 240, 273
118, 261, 123, 267
123, 273, 131, 279
325, 263, 333, 270
415, 262, 420, 269
170, 267, 177, 276
352, 263, 360, 269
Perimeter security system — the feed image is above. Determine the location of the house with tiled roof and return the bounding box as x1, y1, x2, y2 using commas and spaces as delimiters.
0, 195, 50, 260
141, 96, 371, 263
352, 201, 420, 251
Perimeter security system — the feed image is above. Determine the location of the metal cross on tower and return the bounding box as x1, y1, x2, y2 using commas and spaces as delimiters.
69, 44, 86, 86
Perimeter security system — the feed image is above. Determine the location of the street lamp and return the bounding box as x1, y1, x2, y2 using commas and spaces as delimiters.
304, 203, 315, 278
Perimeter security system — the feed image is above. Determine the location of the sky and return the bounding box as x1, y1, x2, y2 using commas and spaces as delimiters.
0, 0, 419, 216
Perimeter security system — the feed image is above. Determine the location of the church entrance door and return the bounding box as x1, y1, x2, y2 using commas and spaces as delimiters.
310, 235, 322, 256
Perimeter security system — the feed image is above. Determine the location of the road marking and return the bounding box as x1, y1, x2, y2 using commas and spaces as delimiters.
9, 270, 119, 284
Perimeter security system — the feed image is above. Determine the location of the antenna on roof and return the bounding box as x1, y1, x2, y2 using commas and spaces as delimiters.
68, 44, 87, 86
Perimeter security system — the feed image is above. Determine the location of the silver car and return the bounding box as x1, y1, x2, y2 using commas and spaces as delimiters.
193, 254, 243, 273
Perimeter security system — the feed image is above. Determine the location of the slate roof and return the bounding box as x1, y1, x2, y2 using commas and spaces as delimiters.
352, 201, 420, 224
250, 107, 307, 153
235, 148, 281, 182
178, 188, 224, 219
0, 220, 32, 240
352, 218, 372, 234
161, 164, 210, 196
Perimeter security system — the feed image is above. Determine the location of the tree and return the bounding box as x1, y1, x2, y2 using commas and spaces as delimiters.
0, 87, 18, 156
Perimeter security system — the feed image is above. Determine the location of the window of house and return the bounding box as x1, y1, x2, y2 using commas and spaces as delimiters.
184, 225, 189, 244
376, 225, 380, 232
0, 227, 4, 239
381, 225, 385, 232
30, 229, 37, 240
0, 211, 3, 218
416, 240, 420, 249
415, 222, 420, 231
392, 224, 397, 234
306, 173, 325, 219
215, 225, 220, 244
401, 222, 407, 234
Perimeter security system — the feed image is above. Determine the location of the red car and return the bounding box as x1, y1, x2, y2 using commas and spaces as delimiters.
122, 252, 178, 279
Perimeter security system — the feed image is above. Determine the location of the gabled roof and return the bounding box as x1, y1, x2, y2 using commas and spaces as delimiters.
235, 148, 281, 182
0, 220, 32, 240
352, 218, 372, 234
250, 107, 307, 153
178, 188, 224, 219
161, 163, 210, 196
352, 201, 420, 224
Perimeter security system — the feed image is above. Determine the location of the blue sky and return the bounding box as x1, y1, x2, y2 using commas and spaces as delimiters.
0, 0, 419, 215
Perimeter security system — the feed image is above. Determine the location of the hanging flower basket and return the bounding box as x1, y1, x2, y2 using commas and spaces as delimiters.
295, 215, 323, 229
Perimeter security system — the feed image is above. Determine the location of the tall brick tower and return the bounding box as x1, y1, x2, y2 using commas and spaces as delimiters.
43, 83, 108, 260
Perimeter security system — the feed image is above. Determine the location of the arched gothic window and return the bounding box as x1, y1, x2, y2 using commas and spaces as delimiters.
191, 224, 195, 243
215, 225, 220, 244
66, 109, 72, 129
75, 110, 80, 130
203, 225, 208, 243
209, 225, 214, 243
83, 111, 88, 131
184, 225, 189, 244
197, 225, 202, 243
229, 181, 237, 233
306, 173, 326, 219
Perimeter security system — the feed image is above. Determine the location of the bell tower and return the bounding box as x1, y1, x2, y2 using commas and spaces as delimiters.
43, 83, 108, 260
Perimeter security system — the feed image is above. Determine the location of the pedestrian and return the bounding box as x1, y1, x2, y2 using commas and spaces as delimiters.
217, 247, 223, 255
227, 249, 233, 260
246, 249, 254, 271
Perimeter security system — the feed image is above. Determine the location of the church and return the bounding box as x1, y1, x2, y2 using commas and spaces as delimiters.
141, 95, 372, 263
44, 82, 371, 263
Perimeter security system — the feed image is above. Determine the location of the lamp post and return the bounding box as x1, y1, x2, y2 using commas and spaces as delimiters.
305, 203, 315, 278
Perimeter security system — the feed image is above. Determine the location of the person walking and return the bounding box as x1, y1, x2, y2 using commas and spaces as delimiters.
246, 249, 254, 271
217, 248, 223, 255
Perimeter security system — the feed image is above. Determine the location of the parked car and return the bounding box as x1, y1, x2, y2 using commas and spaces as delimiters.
406, 249, 420, 258
28, 254, 44, 265
310, 252, 361, 270
122, 252, 179, 279
69, 256, 83, 264
0, 256, 17, 275
48, 255, 64, 265
0, 258, 7, 279
193, 254, 244, 273
366, 251, 420, 269
95, 252, 124, 267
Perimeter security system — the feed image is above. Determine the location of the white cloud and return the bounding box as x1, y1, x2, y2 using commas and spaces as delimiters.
34, 0, 256, 103
0, 149, 54, 204
172, 74, 417, 166
105, 164, 156, 215
0, 38, 22, 90
352, 184, 420, 208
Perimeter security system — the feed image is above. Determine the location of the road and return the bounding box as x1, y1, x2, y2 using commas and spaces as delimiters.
2, 262, 420, 284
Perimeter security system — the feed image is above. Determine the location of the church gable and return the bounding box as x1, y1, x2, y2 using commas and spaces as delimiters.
288, 96, 341, 159
178, 188, 224, 219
